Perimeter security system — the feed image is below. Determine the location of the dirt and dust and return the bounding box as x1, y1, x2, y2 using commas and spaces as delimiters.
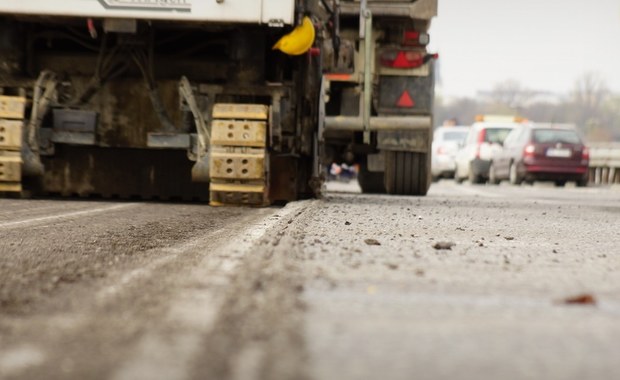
0, 182, 619, 380
0, 200, 246, 315
295, 183, 620, 380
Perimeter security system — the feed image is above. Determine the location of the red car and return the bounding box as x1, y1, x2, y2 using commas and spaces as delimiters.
489, 124, 589, 187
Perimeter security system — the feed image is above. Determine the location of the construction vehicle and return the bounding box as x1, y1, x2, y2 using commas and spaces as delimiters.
0, 0, 437, 205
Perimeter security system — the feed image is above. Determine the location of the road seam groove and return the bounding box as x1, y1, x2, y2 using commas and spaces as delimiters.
110, 203, 309, 380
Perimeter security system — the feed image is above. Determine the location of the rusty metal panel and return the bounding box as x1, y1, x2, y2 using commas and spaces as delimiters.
146, 133, 191, 149
210, 148, 265, 180
377, 130, 430, 152
0, 154, 22, 182
211, 120, 266, 148
0, 120, 23, 150
0, 96, 26, 120
51, 131, 96, 145
212, 103, 269, 120
377, 75, 434, 115
340, 0, 437, 19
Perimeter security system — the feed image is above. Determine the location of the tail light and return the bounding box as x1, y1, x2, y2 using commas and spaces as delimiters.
582, 147, 590, 160
477, 129, 486, 144
475, 130, 486, 159
581, 147, 590, 165
403, 30, 430, 46
380, 49, 424, 69
524, 144, 536, 157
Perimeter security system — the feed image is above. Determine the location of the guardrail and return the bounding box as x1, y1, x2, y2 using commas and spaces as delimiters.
589, 143, 620, 185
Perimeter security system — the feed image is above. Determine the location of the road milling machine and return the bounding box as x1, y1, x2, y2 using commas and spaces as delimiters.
0, 0, 437, 205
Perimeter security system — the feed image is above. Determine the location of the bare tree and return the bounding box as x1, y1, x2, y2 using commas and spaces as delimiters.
572, 72, 609, 111
570, 72, 610, 133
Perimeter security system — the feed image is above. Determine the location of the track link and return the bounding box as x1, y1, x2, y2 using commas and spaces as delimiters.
209, 103, 269, 206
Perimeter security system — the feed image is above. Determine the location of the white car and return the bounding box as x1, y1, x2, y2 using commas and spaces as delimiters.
455, 117, 523, 184
431, 126, 469, 180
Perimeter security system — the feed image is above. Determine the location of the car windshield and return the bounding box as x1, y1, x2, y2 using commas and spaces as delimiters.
533, 129, 581, 144
443, 130, 468, 142
485, 128, 513, 144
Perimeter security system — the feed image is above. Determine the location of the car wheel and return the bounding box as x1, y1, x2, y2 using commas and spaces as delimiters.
488, 161, 500, 185
509, 162, 523, 185
554, 180, 566, 187
576, 178, 588, 187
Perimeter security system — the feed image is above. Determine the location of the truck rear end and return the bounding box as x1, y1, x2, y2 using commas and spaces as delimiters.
320, 0, 438, 195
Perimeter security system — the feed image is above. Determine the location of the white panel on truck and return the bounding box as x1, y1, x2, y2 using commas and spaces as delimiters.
0, 0, 294, 25
262, 0, 295, 26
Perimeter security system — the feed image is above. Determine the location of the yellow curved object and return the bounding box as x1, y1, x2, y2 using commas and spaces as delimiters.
272, 16, 315, 56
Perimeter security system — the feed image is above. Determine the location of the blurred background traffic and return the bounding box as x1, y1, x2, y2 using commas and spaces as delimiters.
427, 0, 620, 187
329, 0, 620, 188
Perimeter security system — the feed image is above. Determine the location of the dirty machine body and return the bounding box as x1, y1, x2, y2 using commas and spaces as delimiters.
0, 0, 437, 204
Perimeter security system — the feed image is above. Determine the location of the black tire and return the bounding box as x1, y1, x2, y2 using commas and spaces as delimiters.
358, 162, 386, 194
576, 178, 588, 187
488, 161, 500, 185
509, 162, 523, 185
468, 163, 483, 184
554, 180, 566, 187
384, 151, 430, 196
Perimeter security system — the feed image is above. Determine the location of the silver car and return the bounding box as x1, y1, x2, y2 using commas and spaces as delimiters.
431, 126, 469, 180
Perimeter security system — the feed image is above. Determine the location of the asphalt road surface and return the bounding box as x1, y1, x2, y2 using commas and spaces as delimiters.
1, 181, 619, 380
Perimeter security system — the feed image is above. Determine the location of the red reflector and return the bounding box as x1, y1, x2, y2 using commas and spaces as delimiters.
403, 30, 430, 46
397, 91, 415, 108
394, 51, 421, 68
308, 47, 321, 57
403, 30, 420, 45
380, 50, 424, 69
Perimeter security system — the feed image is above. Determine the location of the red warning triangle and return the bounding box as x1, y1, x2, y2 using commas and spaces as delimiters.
397, 91, 415, 107
393, 52, 410, 68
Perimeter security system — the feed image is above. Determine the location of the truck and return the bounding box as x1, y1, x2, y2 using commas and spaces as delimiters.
0, 0, 437, 205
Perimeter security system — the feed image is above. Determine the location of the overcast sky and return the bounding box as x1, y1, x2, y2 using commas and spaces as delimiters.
429, 0, 620, 98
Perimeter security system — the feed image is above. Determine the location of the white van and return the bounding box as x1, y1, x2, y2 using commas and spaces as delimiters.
454, 116, 525, 184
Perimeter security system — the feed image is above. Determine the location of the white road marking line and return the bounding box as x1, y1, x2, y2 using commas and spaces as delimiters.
0, 346, 46, 378
0, 203, 136, 229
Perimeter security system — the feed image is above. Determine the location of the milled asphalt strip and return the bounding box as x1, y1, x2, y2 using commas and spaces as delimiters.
111, 201, 310, 380
0, 203, 137, 229
95, 226, 231, 302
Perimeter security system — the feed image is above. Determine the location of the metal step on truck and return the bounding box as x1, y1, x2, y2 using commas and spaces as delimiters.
0, 0, 437, 205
